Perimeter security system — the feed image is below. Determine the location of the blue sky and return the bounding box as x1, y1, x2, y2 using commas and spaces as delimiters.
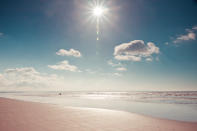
0, 0, 197, 91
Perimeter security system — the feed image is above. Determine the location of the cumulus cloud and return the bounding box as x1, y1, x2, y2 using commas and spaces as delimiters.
56, 49, 81, 57
0, 67, 66, 90
48, 60, 80, 72
173, 26, 197, 43
114, 40, 159, 62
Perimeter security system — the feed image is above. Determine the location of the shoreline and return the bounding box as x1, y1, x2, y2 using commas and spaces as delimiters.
1, 96, 194, 123
0, 97, 197, 131
1, 94, 197, 122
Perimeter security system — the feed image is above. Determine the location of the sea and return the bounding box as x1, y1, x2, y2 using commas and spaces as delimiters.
0, 91, 197, 122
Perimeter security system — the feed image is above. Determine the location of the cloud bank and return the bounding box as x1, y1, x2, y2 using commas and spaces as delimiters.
48, 60, 80, 72
56, 49, 81, 57
0, 67, 66, 90
114, 40, 159, 62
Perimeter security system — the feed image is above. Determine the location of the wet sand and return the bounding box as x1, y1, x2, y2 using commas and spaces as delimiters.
0, 97, 197, 131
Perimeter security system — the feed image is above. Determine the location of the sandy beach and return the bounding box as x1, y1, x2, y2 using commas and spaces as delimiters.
0, 97, 197, 131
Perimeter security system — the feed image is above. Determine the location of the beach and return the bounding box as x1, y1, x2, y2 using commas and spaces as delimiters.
0, 97, 197, 131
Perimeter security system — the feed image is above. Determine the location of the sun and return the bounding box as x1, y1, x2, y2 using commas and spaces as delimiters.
93, 6, 104, 17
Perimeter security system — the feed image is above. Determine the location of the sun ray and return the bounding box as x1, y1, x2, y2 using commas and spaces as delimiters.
92, 6, 104, 41
96, 17, 99, 40
88, 0, 107, 41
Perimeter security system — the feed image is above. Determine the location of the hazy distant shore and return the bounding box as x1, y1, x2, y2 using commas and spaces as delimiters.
0, 97, 197, 131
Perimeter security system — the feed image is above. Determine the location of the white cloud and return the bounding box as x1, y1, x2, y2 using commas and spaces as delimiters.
173, 26, 197, 43
48, 60, 80, 72
115, 55, 142, 61
113, 73, 122, 77
0, 67, 66, 90
146, 58, 153, 62
107, 60, 127, 72
173, 32, 196, 43
5, 67, 39, 75
116, 67, 127, 71
107, 60, 122, 67
56, 49, 81, 57
114, 40, 159, 62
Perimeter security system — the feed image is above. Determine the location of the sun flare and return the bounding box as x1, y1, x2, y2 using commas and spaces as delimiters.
93, 6, 104, 17
89, 2, 108, 40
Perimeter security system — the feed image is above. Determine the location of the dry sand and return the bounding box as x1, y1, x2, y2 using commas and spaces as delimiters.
0, 97, 197, 131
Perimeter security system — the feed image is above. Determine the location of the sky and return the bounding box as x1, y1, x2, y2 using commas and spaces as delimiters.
0, 0, 197, 91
